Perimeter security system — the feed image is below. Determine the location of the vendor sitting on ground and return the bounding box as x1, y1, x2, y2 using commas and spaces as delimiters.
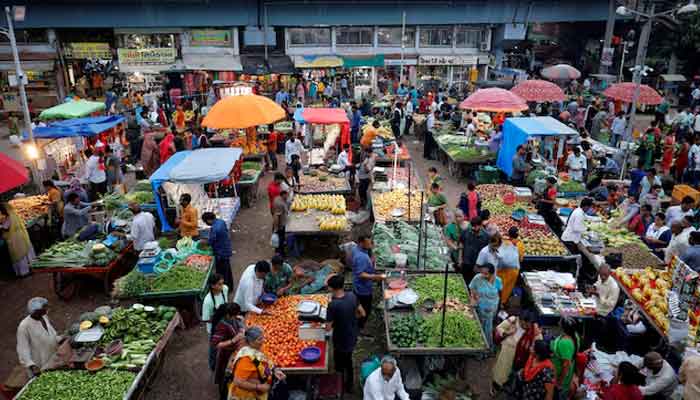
263, 255, 293, 296
17, 297, 62, 378
286, 259, 340, 295
640, 351, 678, 399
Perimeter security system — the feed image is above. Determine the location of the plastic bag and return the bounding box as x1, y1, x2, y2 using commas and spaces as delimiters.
270, 233, 279, 248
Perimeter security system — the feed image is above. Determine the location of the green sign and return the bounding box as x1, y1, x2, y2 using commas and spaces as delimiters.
190, 30, 231, 46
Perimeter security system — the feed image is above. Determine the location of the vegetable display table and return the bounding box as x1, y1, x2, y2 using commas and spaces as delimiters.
382, 273, 488, 356
286, 209, 350, 236
434, 140, 495, 178
236, 169, 262, 208
33, 242, 136, 301
298, 174, 352, 196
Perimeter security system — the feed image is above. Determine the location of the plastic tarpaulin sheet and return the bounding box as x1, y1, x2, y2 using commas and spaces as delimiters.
149, 151, 192, 232
497, 116, 577, 177
38, 100, 106, 120
24, 115, 126, 139
168, 148, 243, 184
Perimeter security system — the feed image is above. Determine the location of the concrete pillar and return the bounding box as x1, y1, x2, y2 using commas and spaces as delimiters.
47, 29, 66, 100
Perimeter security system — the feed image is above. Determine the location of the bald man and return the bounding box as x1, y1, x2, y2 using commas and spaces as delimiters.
592, 264, 620, 317
641, 352, 678, 398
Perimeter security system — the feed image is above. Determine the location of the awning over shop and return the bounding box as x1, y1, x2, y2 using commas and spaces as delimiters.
182, 53, 242, 72
497, 116, 577, 177
38, 100, 106, 120
341, 55, 384, 68
293, 55, 343, 68
24, 115, 125, 139
0, 60, 54, 72
168, 148, 243, 184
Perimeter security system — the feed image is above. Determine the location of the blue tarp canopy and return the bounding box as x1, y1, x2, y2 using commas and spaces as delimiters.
23, 115, 126, 140
497, 116, 577, 177
149, 148, 242, 231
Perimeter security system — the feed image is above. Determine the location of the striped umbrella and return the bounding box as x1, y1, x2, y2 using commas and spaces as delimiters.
511, 79, 566, 102
603, 82, 663, 105
541, 64, 581, 81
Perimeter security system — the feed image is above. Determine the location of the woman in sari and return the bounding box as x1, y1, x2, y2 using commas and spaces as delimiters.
0, 203, 34, 277
492, 310, 542, 395
228, 326, 287, 400
518, 340, 555, 400
469, 263, 502, 348
211, 303, 245, 400
159, 131, 176, 164
661, 133, 675, 176
676, 134, 689, 183
141, 132, 161, 176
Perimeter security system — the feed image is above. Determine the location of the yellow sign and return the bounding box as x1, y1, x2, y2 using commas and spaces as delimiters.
117, 48, 176, 65
64, 42, 112, 59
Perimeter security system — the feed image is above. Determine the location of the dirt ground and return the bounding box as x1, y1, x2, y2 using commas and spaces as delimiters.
0, 136, 495, 399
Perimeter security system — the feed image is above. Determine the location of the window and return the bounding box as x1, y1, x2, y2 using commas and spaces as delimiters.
419, 26, 453, 47
335, 27, 373, 46
0, 29, 48, 44
377, 27, 416, 47
117, 33, 176, 49
288, 28, 331, 46
455, 27, 486, 48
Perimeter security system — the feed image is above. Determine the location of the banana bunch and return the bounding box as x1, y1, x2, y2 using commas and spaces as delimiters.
318, 216, 347, 231
291, 194, 345, 213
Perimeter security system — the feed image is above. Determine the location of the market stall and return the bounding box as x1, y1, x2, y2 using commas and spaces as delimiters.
236, 160, 264, 208
244, 294, 331, 372
373, 221, 450, 271
371, 189, 424, 224
372, 165, 423, 192
38, 100, 106, 121
14, 304, 183, 400
287, 194, 350, 236
293, 108, 350, 166
382, 273, 488, 355
149, 148, 243, 233
9, 195, 51, 229
521, 270, 596, 320
432, 123, 496, 178
496, 116, 578, 178
298, 171, 352, 195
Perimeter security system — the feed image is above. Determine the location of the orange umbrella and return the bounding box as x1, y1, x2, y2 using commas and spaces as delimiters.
202, 94, 286, 129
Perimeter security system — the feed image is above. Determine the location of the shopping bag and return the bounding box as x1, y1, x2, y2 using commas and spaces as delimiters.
270, 233, 279, 248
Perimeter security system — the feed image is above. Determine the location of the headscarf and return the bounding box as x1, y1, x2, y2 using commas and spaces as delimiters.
244, 326, 264, 343
1, 203, 32, 263
27, 297, 48, 314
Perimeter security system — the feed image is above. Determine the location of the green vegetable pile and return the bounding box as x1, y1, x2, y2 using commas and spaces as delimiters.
101, 339, 155, 369
445, 146, 484, 162
125, 190, 154, 204
558, 180, 585, 193
242, 161, 262, 171
481, 198, 528, 216
100, 192, 127, 211
411, 275, 470, 305
117, 270, 150, 297
100, 306, 175, 346
132, 180, 152, 192
18, 370, 135, 400
422, 312, 485, 348
435, 134, 469, 146
389, 314, 427, 348
423, 374, 474, 400
373, 222, 449, 270
151, 265, 207, 292
32, 240, 88, 268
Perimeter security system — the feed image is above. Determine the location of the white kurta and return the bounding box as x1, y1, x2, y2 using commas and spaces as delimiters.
233, 264, 264, 314
562, 207, 586, 243
363, 367, 410, 400
16, 315, 59, 370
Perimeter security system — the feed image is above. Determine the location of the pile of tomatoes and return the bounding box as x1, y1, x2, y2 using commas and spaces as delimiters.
246, 295, 330, 367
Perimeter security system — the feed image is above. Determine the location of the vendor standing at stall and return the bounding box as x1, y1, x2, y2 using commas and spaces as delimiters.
203, 212, 233, 289
43, 180, 63, 220
537, 177, 560, 232
16, 297, 61, 378
511, 145, 528, 185
234, 261, 272, 315
83, 148, 107, 201
176, 194, 199, 239
565, 146, 587, 182
114, 202, 155, 252
561, 198, 593, 250
427, 182, 448, 225
352, 235, 385, 332
62, 193, 92, 238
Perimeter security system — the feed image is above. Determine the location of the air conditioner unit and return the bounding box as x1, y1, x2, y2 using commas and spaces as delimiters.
480, 41, 490, 51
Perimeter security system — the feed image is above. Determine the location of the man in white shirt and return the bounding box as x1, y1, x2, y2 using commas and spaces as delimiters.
691, 87, 700, 109
640, 352, 678, 398
694, 110, 700, 135
336, 143, 350, 169
464, 118, 477, 139
430, 99, 438, 114
16, 297, 61, 377
285, 134, 304, 165
565, 147, 587, 182
562, 198, 593, 244
591, 264, 619, 316
665, 196, 695, 227
690, 136, 700, 187
610, 112, 626, 147
234, 261, 271, 315
363, 355, 410, 400
664, 219, 695, 263
83, 149, 107, 200
124, 202, 155, 252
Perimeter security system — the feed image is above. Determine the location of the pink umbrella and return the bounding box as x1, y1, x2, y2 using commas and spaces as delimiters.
541, 64, 581, 81
459, 88, 528, 112
603, 82, 663, 105
511, 79, 566, 102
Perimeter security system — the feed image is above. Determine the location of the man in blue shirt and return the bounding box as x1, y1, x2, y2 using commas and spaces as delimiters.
203, 212, 233, 288
275, 89, 289, 105
350, 105, 362, 144
681, 231, 700, 272
352, 235, 385, 331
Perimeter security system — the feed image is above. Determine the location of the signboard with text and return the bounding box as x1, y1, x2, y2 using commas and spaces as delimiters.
418, 55, 479, 66
117, 48, 177, 65
190, 30, 232, 47
64, 43, 112, 59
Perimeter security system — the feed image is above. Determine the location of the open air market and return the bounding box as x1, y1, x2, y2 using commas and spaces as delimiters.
4, 1, 700, 399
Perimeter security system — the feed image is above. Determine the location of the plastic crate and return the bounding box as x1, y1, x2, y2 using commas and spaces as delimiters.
672, 184, 700, 206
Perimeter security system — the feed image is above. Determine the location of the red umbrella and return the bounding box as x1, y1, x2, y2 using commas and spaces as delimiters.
511, 79, 566, 102
603, 82, 663, 105
541, 64, 581, 81
459, 88, 528, 112
0, 152, 29, 193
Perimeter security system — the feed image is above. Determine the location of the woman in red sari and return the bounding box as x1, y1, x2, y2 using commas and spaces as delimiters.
675, 134, 689, 183
661, 133, 675, 176
601, 361, 643, 400
159, 131, 176, 164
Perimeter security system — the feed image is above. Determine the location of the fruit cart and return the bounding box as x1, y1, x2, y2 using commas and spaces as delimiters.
382, 273, 489, 356
13, 308, 183, 400
32, 242, 136, 301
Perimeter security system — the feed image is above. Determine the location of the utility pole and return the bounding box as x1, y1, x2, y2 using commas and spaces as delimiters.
599, 0, 617, 74
624, 2, 654, 140
4, 6, 33, 146
399, 10, 406, 86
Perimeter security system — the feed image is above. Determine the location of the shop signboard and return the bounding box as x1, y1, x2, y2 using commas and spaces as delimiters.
117, 48, 177, 65
64, 42, 112, 59
418, 55, 479, 66
2, 92, 19, 112
384, 59, 417, 66
216, 82, 253, 99
190, 30, 232, 47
